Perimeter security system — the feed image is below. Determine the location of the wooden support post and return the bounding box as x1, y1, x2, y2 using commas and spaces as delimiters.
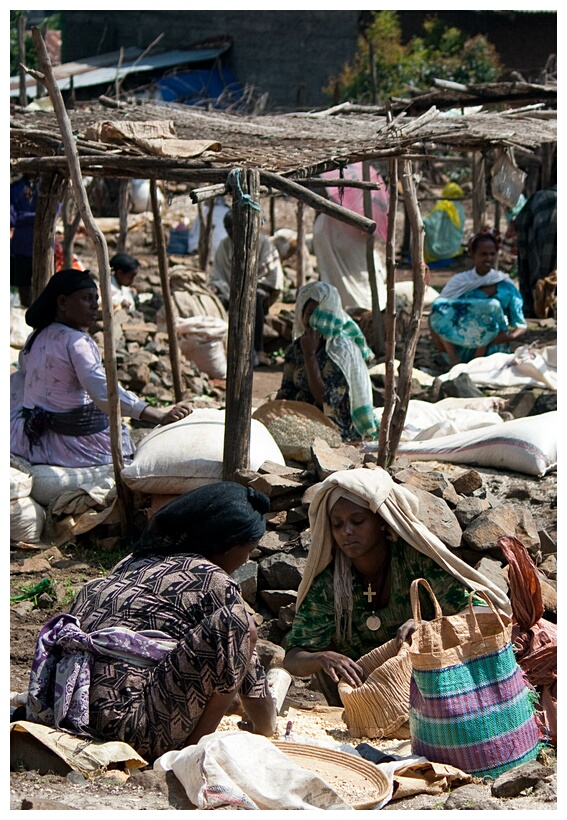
117, 179, 129, 253
18, 14, 27, 107
472, 151, 487, 233
150, 179, 184, 403
362, 161, 385, 358
198, 197, 215, 273
296, 200, 305, 291
387, 160, 426, 464
29, 27, 132, 535
222, 169, 261, 481
61, 183, 83, 270
377, 158, 399, 468
31, 172, 65, 300
270, 196, 276, 235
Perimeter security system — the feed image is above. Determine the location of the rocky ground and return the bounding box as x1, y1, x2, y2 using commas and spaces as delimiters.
9, 192, 558, 810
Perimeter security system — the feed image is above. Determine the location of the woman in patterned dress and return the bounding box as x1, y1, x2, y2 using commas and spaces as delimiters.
283, 468, 510, 705
276, 281, 378, 442
429, 231, 527, 366
25, 483, 277, 761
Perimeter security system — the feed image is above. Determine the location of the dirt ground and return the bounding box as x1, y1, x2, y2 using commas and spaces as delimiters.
9, 193, 558, 811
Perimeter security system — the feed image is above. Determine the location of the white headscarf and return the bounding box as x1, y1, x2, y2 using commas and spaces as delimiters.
293, 282, 378, 439
297, 468, 511, 617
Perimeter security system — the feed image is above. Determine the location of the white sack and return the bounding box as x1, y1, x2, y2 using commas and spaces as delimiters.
121, 408, 285, 494
176, 315, 228, 379
374, 399, 503, 442
154, 731, 351, 810
10, 306, 30, 349
29, 463, 114, 507
389, 412, 557, 477
10, 467, 33, 500
10, 496, 46, 544
438, 346, 557, 391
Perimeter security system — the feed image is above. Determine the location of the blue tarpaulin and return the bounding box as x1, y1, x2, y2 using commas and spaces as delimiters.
156, 67, 243, 107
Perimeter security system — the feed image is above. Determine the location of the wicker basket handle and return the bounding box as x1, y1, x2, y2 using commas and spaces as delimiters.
466, 589, 508, 636
410, 578, 443, 624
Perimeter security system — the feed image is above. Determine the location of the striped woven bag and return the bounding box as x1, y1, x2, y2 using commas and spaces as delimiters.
408, 578, 542, 779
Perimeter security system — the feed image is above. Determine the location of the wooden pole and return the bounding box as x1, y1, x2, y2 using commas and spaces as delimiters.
270, 196, 276, 235
296, 200, 305, 291
150, 179, 184, 403
387, 159, 426, 463
117, 179, 129, 253
29, 27, 132, 534
222, 169, 261, 481
261, 170, 376, 235
362, 160, 385, 358
377, 158, 399, 468
18, 14, 27, 107
61, 182, 83, 270
472, 151, 487, 233
198, 197, 215, 273
31, 172, 65, 300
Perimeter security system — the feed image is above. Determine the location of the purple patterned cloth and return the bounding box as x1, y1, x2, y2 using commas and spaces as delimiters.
26, 613, 177, 737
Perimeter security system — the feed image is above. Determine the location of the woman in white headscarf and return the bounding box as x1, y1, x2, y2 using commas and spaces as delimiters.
276, 281, 378, 441
283, 468, 510, 704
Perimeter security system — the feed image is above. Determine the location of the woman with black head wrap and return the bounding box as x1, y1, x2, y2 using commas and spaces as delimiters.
10, 268, 192, 467
25, 482, 277, 762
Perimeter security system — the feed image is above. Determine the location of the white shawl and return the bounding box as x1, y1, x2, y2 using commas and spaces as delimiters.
296, 467, 511, 615
439, 267, 512, 300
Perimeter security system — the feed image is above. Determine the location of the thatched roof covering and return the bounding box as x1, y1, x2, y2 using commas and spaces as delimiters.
11, 98, 557, 180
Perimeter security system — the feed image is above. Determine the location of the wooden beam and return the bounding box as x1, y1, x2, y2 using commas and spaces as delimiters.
472, 151, 487, 233
150, 179, 184, 404
31, 171, 64, 299
222, 169, 261, 481
387, 159, 427, 463
29, 27, 132, 535
260, 170, 376, 234
296, 201, 305, 291
117, 179, 129, 253
362, 160, 384, 358
376, 158, 399, 468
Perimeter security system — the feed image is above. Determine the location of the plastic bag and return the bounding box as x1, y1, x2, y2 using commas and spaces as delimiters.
491, 150, 526, 209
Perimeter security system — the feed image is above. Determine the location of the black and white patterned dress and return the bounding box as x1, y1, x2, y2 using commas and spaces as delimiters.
69, 552, 268, 761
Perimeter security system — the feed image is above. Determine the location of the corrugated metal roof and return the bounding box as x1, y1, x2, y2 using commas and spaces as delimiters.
10, 47, 227, 97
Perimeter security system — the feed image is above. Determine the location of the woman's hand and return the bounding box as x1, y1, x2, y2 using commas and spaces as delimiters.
317, 651, 366, 688
159, 401, 193, 426
396, 618, 418, 648
139, 401, 193, 427
300, 326, 322, 358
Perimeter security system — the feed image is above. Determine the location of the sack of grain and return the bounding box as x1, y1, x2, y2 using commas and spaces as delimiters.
29, 463, 115, 507
10, 467, 33, 501
175, 315, 228, 379
121, 408, 285, 494
10, 496, 46, 544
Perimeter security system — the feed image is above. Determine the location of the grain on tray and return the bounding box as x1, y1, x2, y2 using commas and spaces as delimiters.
266, 415, 341, 450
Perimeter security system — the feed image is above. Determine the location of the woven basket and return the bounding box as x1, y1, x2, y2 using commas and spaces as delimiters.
272, 741, 390, 810
252, 399, 340, 463
338, 639, 412, 739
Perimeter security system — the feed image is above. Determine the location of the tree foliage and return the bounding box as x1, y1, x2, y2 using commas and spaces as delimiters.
10, 11, 62, 77
325, 11, 502, 105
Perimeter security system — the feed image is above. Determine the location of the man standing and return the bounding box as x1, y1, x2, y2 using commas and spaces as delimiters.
209, 211, 284, 366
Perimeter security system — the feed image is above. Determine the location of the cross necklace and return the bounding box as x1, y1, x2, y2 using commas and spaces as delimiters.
362, 551, 391, 632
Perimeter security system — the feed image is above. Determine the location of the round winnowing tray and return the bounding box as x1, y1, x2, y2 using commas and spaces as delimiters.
272, 741, 390, 809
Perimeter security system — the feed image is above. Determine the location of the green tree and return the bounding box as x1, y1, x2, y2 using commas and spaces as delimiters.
326, 12, 501, 105
10, 11, 62, 77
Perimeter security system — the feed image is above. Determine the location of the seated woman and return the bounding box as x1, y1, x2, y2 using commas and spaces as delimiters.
24, 482, 277, 762
422, 182, 465, 265
283, 468, 510, 705
429, 230, 527, 366
276, 281, 377, 442
10, 268, 192, 468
